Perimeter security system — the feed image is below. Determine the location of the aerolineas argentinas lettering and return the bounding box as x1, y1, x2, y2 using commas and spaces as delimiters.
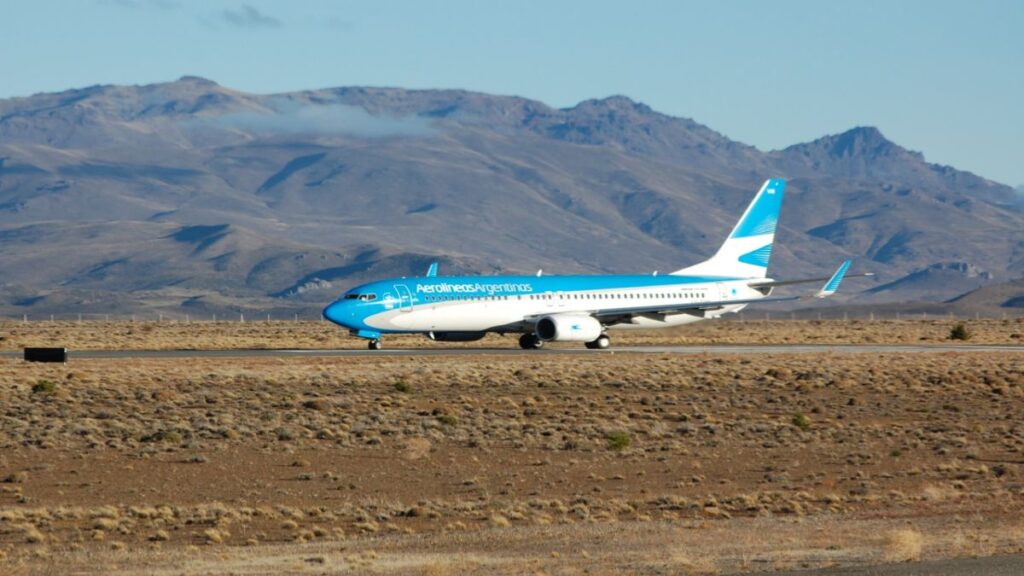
416, 282, 533, 296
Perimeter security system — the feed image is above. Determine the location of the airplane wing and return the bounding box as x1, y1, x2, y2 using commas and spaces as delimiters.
749, 268, 873, 289
591, 295, 800, 323
538, 260, 860, 325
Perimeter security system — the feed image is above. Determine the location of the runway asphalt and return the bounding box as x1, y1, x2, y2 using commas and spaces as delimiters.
760, 553, 1024, 576
2, 343, 1021, 359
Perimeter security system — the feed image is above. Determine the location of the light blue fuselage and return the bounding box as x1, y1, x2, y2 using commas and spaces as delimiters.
323, 273, 758, 340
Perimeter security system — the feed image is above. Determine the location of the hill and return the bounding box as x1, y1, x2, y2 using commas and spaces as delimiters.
1, 77, 1021, 316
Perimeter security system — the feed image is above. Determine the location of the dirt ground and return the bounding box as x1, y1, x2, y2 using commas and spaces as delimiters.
0, 317, 1022, 351
0, 321, 1022, 574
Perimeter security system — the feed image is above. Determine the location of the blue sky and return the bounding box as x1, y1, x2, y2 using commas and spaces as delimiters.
2, 0, 1022, 185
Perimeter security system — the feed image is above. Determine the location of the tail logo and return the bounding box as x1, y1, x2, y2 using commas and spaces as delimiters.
737, 245, 773, 267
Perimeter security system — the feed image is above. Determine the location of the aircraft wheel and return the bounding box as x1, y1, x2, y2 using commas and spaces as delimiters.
368, 339, 382, 351
519, 333, 544, 350
586, 334, 611, 350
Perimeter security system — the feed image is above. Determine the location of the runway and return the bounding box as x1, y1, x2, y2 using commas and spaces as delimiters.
763, 554, 1024, 576
2, 343, 1021, 359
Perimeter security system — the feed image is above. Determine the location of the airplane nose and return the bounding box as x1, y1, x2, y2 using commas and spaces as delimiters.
322, 301, 345, 325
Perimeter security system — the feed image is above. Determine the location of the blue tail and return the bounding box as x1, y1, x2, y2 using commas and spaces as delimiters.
673, 179, 785, 279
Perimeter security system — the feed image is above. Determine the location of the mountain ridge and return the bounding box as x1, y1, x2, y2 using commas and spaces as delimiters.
0, 78, 1021, 317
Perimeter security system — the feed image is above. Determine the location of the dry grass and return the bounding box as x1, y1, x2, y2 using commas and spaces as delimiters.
884, 528, 924, 562
1, 318, 1022, 351
0, 330, 1021, 572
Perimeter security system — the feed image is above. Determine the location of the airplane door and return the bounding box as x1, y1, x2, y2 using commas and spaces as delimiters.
716, 282, 730, 300
395, 284, 414, 312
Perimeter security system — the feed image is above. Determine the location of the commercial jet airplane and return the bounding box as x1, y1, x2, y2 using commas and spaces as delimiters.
323, 179, 866, 350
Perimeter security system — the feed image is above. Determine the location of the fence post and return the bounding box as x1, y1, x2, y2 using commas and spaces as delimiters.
239, 313, 244, 323
23, 314, 27, 324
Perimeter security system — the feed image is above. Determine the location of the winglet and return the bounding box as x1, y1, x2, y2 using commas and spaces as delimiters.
816, 260, 851, 298
426, 262, 438, 277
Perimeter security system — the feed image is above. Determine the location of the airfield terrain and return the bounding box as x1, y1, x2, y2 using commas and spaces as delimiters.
0, 320, 1023, 574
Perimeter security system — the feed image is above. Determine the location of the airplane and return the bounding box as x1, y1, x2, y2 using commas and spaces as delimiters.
323, 179, 869, 350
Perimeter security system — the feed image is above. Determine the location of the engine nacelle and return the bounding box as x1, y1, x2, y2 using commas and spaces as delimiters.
535, 314, 602, 342
428, 331, 487, 342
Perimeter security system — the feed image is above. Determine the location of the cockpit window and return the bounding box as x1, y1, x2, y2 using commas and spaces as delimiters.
344, 293, 377, 302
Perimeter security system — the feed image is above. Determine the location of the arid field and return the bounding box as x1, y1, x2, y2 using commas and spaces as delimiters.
1, 317, 1022, 351
0, 320, 1022, 574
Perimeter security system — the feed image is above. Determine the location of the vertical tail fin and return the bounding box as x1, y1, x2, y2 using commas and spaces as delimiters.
672, 179, 785, 278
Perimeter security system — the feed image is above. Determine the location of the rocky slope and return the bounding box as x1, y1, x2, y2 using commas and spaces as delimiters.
1, 77, 1021, 316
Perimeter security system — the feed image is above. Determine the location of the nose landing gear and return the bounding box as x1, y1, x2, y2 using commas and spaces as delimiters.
368, 339, 382, 350
585, 334, 611, 350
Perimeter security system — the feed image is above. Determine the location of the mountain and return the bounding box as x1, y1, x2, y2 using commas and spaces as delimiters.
947, 277, 1024, 310
1, 77, 1022, 317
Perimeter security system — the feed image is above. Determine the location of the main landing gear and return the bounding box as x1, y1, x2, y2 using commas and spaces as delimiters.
518, 333, 611, 350
585, 334, 611, 350
518, 333, 544, 350
368, 339, 382, 350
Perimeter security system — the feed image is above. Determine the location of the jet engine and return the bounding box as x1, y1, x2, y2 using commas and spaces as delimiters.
534, 314, 602, 342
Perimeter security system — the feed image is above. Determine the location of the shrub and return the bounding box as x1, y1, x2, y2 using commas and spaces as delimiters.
791, 413, 811, 430
31, 380, 57, 395
606, 430, 631, 450
436, 414, 458, 426
884, 528, 923, 562
302, 399, 332, 411
141, 430, 182, 443
948, 322, 971, 341
394, 380, 411, 393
